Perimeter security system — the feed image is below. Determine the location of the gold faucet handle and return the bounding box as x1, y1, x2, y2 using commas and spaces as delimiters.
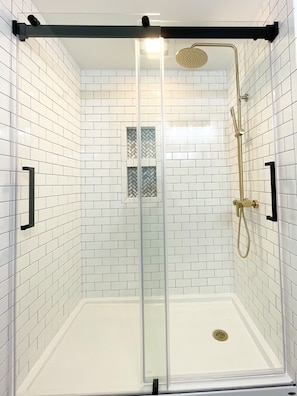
233, 199, 242, 217
252, 199, 259, 208
233, 198, 259, 217
242, 198, 259, 208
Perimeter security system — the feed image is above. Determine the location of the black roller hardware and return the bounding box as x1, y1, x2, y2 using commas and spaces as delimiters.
27, 14, 40, 26
142, 16, 150, 27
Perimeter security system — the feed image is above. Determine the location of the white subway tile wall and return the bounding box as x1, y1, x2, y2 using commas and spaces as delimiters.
267, 0, 297, 381
228, 35, 284, 362
164, 70, 234, 295
0, 0, 16, 394
81, 69, 233, 297
81, 69, 139, 298
226, 0, 296, 370
14, 14, 82, 389
81, 69, 167, 297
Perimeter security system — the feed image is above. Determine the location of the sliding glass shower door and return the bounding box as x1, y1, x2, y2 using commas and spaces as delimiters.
15, 12, 168, 395
136, 37, 168, 389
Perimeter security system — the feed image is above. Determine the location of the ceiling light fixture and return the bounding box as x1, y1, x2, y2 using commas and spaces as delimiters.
140, 38, 168, 55
145, 38, 160, 53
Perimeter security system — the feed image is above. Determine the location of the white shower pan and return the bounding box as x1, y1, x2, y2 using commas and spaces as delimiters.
16, 294, 292, 396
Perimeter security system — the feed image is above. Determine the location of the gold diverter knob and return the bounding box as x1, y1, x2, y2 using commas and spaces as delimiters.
233, 198, 259, 217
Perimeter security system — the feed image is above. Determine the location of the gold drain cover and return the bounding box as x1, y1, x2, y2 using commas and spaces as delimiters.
213, 329, 228, 342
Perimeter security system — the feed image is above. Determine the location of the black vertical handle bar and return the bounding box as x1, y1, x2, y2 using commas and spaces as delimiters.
21, 167, 35, 230
265, 161, 277, 222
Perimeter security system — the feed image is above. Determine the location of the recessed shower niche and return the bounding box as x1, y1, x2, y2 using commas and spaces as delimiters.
127, 127, 157, 198
13, 12, 293, 396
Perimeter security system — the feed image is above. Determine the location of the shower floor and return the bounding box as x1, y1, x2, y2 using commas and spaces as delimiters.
17, 295, 283, 396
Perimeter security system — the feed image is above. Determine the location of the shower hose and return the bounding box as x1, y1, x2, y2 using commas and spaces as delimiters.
231, 106, 251, 259
237, 207, 251, 258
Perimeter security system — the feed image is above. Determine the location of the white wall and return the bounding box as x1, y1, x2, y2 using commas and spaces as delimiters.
81, 69, 140, 297
81, 69, 234, 297
81, 68, 167, 297
0, 0, 83, 390
164, 70, 234, 295
227, 33, 284, 361
270, 0, 297, 381
15, 31, 82, 391
0, 0, 82, 392
231, 0, 297, 381
0, 1, 17, 395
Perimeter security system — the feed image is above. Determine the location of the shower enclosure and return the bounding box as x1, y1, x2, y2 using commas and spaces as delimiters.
13, 12, 293, 396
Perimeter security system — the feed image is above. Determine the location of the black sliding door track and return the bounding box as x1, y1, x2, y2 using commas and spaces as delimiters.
12, 18, 279, 42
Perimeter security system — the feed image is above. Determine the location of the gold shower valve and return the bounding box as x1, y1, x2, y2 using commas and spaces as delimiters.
233, 198, 259, 217
233, 199, 242, 217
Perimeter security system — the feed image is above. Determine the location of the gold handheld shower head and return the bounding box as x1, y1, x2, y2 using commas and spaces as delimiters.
175, 46, 208, 69
230, 107, 243, 137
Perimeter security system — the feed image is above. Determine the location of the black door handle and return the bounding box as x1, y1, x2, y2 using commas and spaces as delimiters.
265, 161, 277, 222
21, 167, 35, 230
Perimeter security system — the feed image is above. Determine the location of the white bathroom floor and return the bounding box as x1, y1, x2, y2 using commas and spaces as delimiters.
17, 296, 282, 396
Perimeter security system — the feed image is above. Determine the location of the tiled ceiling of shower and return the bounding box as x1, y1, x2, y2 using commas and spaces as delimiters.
30, 0, 267, 69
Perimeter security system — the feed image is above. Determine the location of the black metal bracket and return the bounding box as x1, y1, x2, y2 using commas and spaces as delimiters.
12, 17, 279, 42
265, 161, 277, 222
21, 166, 35, 230
152, 378, 159, 395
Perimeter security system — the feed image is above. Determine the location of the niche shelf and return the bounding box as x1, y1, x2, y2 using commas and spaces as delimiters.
126, 127, 157, 198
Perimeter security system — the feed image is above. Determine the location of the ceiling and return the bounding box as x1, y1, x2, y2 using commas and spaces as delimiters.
30, 0, 267, 70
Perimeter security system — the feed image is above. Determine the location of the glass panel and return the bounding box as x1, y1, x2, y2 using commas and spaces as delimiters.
163, 38, 285, 390
136, 38, 168, 389
14, 13, 159, 394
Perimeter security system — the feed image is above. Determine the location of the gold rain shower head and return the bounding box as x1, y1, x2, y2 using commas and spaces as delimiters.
175, 46, 208, 68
